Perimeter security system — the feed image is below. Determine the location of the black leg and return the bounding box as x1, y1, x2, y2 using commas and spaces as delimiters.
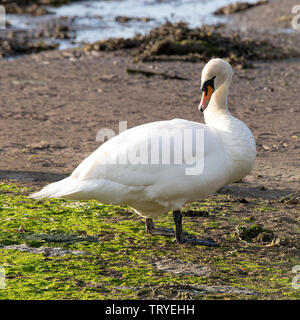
145, 218, 153, 234
173, 210, 184, 243
146, 213, 219, 246
173, 210, 219, 246
145, 218, 174, 236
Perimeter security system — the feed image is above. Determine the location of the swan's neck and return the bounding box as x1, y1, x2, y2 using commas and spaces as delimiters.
203, 81, 231, 125
202, 80, 256, 184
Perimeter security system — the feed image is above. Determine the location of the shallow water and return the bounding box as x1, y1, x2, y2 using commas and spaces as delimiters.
6, 0, 260, 49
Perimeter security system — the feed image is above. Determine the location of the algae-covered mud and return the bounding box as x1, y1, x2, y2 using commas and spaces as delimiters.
0, 183, 299, 299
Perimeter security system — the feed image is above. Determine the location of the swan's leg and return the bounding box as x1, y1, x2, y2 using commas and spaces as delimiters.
146, 214, 219, 246
145, 218, 174, 236
173, 210, 184, 243
173, 210, 219, 246
145, 218, 154, 234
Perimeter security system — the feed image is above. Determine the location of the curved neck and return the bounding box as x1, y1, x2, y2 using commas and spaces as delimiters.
203, 80, 231, 124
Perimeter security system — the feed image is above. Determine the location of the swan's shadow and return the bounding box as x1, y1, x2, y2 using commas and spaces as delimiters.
217, 184, 295, 200
0, 170, 68, 183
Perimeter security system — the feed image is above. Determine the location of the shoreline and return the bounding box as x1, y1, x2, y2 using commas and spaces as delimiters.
2, 0, 298, 59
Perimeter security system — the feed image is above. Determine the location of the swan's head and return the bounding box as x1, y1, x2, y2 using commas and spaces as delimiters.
199, 58, 233, 112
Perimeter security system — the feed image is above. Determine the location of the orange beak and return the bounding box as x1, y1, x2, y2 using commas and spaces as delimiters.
199, 85, 214, 112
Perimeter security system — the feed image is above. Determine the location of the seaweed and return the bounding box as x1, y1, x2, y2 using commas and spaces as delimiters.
85, 21, 298, 68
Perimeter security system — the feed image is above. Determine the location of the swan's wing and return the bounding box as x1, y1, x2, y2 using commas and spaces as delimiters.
30, 119, 227, 207
71, 119, 215, 187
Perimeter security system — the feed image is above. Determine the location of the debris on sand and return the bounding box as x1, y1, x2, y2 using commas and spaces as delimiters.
136, 283, 259, 298
85, 37, 141, 52
0, 17, 74, 58
279, 191, 300, 205
214, 0, 268, 15
0, 243, 89, 256
85, 21, 297, 68
154, 258, 212, 277
126, 66, 188, 80
0, 37, 59, 58
276, 15, 294, 28
267, 236, 299, 248
236, 224, 274, 243
115, 16, 154, 23
2, 0, 72, 16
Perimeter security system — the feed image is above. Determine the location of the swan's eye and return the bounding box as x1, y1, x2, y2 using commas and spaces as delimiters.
201, 76, 216, 93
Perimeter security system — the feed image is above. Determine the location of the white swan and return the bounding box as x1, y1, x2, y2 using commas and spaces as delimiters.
30, 58, 256, 245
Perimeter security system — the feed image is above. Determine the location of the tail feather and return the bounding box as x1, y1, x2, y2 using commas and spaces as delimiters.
30, 177, 126, 203
29, 177, 84, 200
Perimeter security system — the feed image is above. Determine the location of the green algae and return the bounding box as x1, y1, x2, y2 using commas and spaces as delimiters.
0, 182, 299, 299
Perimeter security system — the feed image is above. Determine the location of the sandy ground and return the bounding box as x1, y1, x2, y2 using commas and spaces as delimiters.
0, 0, 299, 199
